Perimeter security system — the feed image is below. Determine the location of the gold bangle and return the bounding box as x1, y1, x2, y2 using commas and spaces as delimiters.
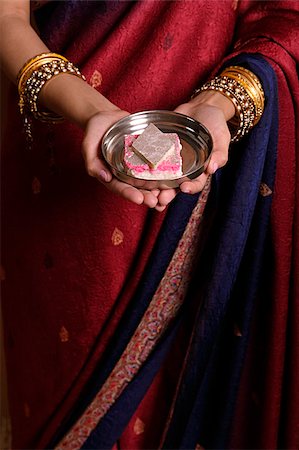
17, 53, 68, 93
220, 66, 265, 126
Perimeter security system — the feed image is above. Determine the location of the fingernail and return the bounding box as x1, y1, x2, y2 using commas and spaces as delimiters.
212, 162, 218, 174
181, 186, 191, 194
99, 169, 109, 182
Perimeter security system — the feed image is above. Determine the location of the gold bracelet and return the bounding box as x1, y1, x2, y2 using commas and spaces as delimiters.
193, 66, 265, 143
17, 52, 69, 94
220, 66, 265, 126
21, 59, 85, 122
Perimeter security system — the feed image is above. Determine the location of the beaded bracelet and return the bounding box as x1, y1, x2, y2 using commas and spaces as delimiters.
193, 66, 265, 143
17, 52, 69, 93
21, 59, 85, 122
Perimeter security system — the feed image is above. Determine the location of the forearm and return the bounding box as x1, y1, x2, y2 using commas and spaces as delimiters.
38, 74, 120, 129
0, 1, 48, 80
0, 0, 118, 129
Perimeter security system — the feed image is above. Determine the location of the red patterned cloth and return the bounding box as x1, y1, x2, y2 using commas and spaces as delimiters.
1, 1, 298, 449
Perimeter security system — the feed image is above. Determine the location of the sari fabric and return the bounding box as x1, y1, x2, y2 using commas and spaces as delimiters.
1, 1, 298, 449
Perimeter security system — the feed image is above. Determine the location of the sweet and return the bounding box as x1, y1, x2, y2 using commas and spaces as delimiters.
131, 123, 176, 168
123, 124, 183, 180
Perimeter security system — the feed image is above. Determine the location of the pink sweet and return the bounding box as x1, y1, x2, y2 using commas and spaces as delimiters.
123, 132, 183, 180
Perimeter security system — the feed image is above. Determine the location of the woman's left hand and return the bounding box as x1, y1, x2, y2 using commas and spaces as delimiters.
157, 90, 235, 206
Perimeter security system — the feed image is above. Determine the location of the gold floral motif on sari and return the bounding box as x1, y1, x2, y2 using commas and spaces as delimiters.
89, 70, 103, 89
112, 227, 124, 246
59, 326, 70, 343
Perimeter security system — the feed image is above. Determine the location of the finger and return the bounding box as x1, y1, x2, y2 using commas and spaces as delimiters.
205, 128, 230, 175
157, 188, 178, 206
151, 189, 161, 198
83, 132, 145, 205
83, 154, 113, 183
82, 131, 113, 182
180, 173, 208, 194
108, 178, 144, 205
82, 110, 129, 181
154, 204, 167, 212
140, 189, 159, 208
206, 148, 228, 175
83, 141, 144, 205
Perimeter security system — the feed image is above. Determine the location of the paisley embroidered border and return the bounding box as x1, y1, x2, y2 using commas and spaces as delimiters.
56, 178, 211, 449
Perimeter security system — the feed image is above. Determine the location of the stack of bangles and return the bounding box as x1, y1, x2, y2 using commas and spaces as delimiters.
17, 52, 85, 139
194, 65, 265, 142
17, 52, 264, 143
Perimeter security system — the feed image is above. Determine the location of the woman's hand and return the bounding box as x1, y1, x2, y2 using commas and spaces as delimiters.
82, 90, 234, 209
82, 109, 173, 210
156, 90, 234, 206
174, 90, 234, 195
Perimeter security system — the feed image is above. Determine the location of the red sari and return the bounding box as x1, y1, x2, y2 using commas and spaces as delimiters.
1, 1, 298, 449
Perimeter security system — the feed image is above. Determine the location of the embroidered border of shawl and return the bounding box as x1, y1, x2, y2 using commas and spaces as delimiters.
56, 179, 211, 449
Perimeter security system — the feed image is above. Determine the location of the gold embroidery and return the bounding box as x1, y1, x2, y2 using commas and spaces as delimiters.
133, 417, 145, 435
59, 326, 69, 343
112, 228, 124, 246
0, 265, 6, 281
90, 70, 102, 88
259, 183, 272, 197
32, 177, 41, 194
24, 402, 30, 418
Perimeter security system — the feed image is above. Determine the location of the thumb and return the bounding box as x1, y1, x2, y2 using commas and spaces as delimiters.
82, 110, 129, 182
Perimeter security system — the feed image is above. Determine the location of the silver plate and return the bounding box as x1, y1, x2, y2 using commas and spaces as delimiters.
101, 110, 213, 189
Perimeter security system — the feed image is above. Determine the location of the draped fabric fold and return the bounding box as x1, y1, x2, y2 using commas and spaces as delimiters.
162, 54, 279, 450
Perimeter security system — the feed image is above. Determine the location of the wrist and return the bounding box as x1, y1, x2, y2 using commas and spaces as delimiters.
38, 73, 118, 128
190, 90, 235, 121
